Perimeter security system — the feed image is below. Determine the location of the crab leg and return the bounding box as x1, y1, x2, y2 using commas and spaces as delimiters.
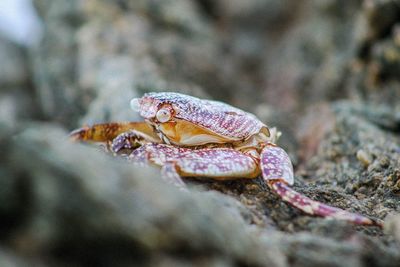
124, 143, 259, 185
69, 122, 160, 143
107, 135, 187, 190
161, 163, 188, 191
260, 144, 383, 227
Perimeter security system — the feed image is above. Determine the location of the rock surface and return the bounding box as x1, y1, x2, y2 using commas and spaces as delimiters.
1, 0, 399, 266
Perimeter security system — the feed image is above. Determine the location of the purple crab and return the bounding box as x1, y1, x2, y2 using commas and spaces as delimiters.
70, 92, 382, 227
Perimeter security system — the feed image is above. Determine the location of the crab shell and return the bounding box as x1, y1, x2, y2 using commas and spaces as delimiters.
135, 92, 270, 146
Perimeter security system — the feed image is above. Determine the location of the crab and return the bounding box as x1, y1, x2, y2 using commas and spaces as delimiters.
70, 92, 382, 227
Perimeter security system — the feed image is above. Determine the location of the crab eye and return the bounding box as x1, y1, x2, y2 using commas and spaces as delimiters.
130, 98, 140, 112
156, 108, 171, 123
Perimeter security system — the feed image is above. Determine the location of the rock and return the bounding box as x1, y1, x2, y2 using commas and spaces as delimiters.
31, 0, 227, 127
356, 149, 373, 167
2, 122, 399, 266
1, 124, 287, 266
300, 101, 400, 228
0, 36, 36, 126
31, 0, 88, 127
0, 248, 42, 267
348, 0, 400, 109
384, 214, 400, 243
0, 36, 28, 87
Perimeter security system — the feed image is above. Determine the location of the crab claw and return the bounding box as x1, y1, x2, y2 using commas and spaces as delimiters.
111, 132, 136, 153
111, 130, 152, 153
69, 126, 90, 141
261, 144, 383, 227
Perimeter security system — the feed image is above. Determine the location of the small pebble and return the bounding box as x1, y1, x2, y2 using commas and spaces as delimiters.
384, 214, 400, 242
356, 149, 372, 167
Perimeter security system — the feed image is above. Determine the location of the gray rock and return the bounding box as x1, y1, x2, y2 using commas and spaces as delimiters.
0, 36, 36, 126
0, 36, 28, 87
2, 124, 286, 266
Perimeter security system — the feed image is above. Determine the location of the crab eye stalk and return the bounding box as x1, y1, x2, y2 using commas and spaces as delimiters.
130, 98, 140, 112
156, 108, 171, 123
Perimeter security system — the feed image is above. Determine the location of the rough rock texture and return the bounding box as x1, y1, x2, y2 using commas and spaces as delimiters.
1, 0, 400, 266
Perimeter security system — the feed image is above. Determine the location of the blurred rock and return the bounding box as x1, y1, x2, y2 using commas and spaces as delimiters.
31, 0, 87, 127
1, 123, 287, 266
0, 248, 42, 267
296, 103, 335, 163
0, 36, 28, 86
263, 1, 362, 113
348, 0, 400, 108
384, 214, 400, 243
32, 0, 229, 127
0, 36, 36, 126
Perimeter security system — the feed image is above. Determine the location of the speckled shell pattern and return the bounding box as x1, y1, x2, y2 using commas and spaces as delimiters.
140, 92, 266, 140
160, 163, 188, 191
129, 143, 258, 178
260, 145, 294, 185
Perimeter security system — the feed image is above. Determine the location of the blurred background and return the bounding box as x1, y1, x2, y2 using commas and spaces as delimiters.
1, 0, 400, 266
